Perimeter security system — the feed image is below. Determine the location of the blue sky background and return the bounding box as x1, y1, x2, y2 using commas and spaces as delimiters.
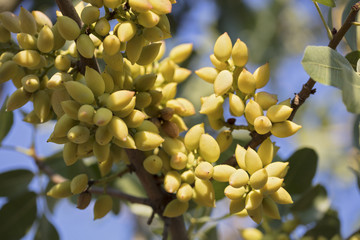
0, 0, 359, 239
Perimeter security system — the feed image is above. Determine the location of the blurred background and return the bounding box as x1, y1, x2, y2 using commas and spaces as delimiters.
0, 0, 359, 239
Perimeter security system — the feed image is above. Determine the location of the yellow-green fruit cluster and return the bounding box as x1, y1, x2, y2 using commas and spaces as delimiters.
223, 138, 292, 224
196, 33, 301, 137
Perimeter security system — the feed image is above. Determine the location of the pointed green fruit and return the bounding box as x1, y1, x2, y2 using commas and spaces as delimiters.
77, 34, 95, 59
232, 39, 248, 67
57, 16, 80, 40
271, 120, 302, 138
270, 187, 293, 204
6, 87, 31, 111
245, 190, 263, 210
169, 43, 193, 63
199, 134, 220, 163
267, 105, 293, 123
257, 138, 274, 166
19, 7, 37, 35
224, 186, 246, 200
195, 161, 214, 180
71, 174, 88, 194
214, 70, 233, 96
47, 180, 72, 198
254, 63, 270, 89
134, 131, 164, 151
254, 91, 278, 110
94, 195, 113, 220
195, 67, 218, 84
37, 25, 54, 53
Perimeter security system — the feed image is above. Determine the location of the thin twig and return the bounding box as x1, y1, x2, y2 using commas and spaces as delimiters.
225, 1, 360, 166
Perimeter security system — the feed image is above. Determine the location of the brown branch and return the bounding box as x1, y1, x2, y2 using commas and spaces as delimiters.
126, 149, 188, 240
55, 0, 100, 74
225, 1, 360, 166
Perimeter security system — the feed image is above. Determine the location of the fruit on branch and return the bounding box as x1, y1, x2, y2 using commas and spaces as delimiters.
77, 34, 95, 59
163, 199, 189, 218
232, 38, 248, 67
70, 174, 89, 194
47, 181, 73, 198
81, 6, 100, 25
93, 195, 113, 220
56, 16, 80, 40
19, 7, 37, 35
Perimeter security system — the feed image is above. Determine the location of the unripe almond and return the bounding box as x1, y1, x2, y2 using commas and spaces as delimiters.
229, 93, 245, 117
37, 25, 54, 53
47, 72, 72, 89
195, 67, 218, 84
163, 199, 189, 217
47, 180, 72, 198
52, 23, 66, 50
84, 66, 105, 96
245, 147, 263, 174
213, 164, 236, 182
264, 162, 289, 178
199, 134, 220, 163
13, 50, 41, 68
125, 35, 145, 64
143, 26, 164, 42
229, 169, 249, 188
254, 91, 278, 110
95, 126, 113, 145
224, 186, 246, 200
81, 6, 100, 25
64, 81, 95, 104
237, 69, 256, 94
0, 11, 20, 33
244, 99, 263, 125
232, 38, 248, 67
143, 155, 163, 174
6, 87, 31, 111
138, 11, 160, 28
254, 116, 272, 135
103, 51, 124, 71
271, 120, 302, 138
267, 105, 293, 123
254, 63, 270, 89
67, 125, 90, 144
52, 114, 76, 138
57, 16, 80, 40
137, 43, 162, 66
214, 32, 232, 62
214, 70, 233, 96
170, 152, 188, 170
117, 21, 137, 42
169, 43, 193, 64
51, 88, 70, 118
95, 18, 110, 36
162, 137, 186, 156
94, 195, 113, 220
71, 174, 88, 194
261, 177, 283, 195
134, 131, 164, 151
173, 67, 192, 83
195, 161, 214, 180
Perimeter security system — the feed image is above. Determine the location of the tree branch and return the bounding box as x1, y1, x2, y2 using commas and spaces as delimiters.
55, 0, 100, 74
225, 1, 360, 166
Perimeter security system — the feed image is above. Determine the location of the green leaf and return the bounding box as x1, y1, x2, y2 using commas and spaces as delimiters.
0, 100, 13, 144
34, 215, 60, 240
304, 209, 341, 239
302, 46, 360, 113
345, 51, 360, 70
0, 191, 37, 240
284, 148, 318, 195
291, 185, 327, 212
0, 169, 34, 198
212, 181, 228, 201
342, 0, 359, 51
315, 0, 335, 7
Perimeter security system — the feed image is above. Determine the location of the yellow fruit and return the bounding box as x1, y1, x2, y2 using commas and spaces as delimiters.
271, 120, 302, 138
117, 21, 137, 42
253, 116, 272, 135
199, 134, 220, 163
108, 116, 128, 141
94, 195, 113, 220
93, 142, 111, 163
224, 185, 246, 200
125, 35, 145, 64
199, 94, 224, 116
95, 126, 113, 145
173, 67, 192, 83
229, 169, 249, 188
64, 81, 95, 104
212, 164, 236, 182
163, 199, 189, 217
193, 179, 215, 207
0, 11, 20, 33
164, 170, 181, 193
21, 75, 39, 93
47, 72, 72, 89
37, 25, 54, 53
245, 147, 263, 175
19, 7, 37, 35
176, 183, 193, 202
237, 69, 256, 94
169, 152, 187, 170
136, 120, 159, 133
229, 197, 246, 214
47, 180, 72, 198
112, 135, 136, 149
257, 138, 274, 166
52, 23, 66, 50
214, 32, 232, 62
94, 18, 110, 36
184, 123, 204, 151
214, 70, 233, 96
76, 34, 95, 59
13, 50, 41, 68
135, 92, 152, 109
0, 23, 10, 43
81, 6, 100, 25
261, 177, 283, 195
229, 93, 245, 117
103, 0, 122, 9
103, 35, 121, 56
137, 43, 162, 66
32, 10, 53, 30
279, 98, 291, 107
0, 61, 19, 84
103, 51, 124, 71
247, 206, 263, 224
84, 67, 105, 96
67, 125, 91, 144
63, 142, 78, 166
254, 91, 278, 110
181, 170, 195, 184
264, 162, 289, 178
143, 26, 164, 42
143, 155, 163, 174
102, 72, 115, 93
54, 55, 71, 72
267, 105, 293, 123
162, 137, 186, 156
270, 187, 293, 204
57, 16, 80, 40
70, 174, 88, 194
134, 131, 164, 151
249, 168, 268, 189
106, 90, 135, 111
129, 0, 153, 12
149, 0, 172, 15
216, 130, 233, 153
244, 99, 263, 125
195, 67, 218, 84
262, 197, 280, 219
254, 63, 270, 89
78, 104, 95, 123
194, 161, 214, 180
169, 43, 193, 64
138, 11, 160, 28
232, 38, 248, 67
241, 228, 263, 240
33, 90, 51, 122
99, 155, 114, 177
245, 190, 263, 210
6, 87, 31, 111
